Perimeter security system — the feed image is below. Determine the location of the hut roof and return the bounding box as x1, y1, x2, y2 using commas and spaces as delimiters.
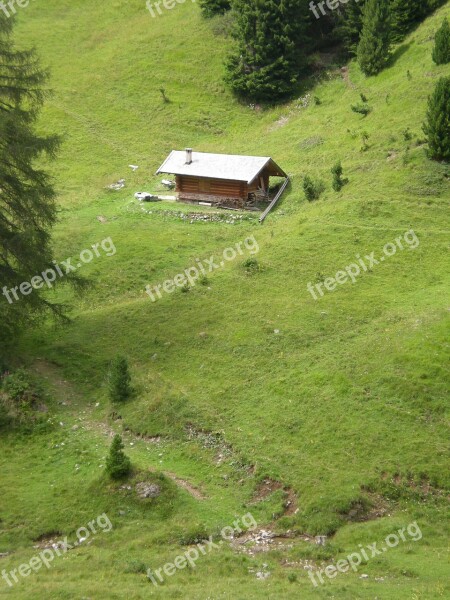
156, 150, 287, 184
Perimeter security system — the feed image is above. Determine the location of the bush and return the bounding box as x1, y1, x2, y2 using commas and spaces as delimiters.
109, 356, 132, 403
402, 128, 413, 141
351, 102, 372, 117
331, 161, 348, 192
199, 0, 230, 18
432, 18, 450, 65
303, 175, 325, 201
361, 131, 371, 152
242, 257, 260, 274
423, 76, 450, 162
0, 368, 43, 426
106, 434, 131, 479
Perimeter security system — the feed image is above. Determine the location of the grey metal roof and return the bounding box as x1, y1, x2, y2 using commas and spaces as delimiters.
156, 150, 286, 184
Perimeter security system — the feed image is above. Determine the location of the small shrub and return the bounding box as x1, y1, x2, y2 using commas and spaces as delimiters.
351, 102, 372, 117
360, 131, 370, 152
109, 356, 132, 403
313, 96, 322, 105
178, 526, 209, 545
180, 283, 190, 293
432, 18, 450, 65
106, 434, 131, 480
331, 161, 348, 192
360, 93, 368, 103
402, 128, 413, 141
0, 368, 43, 426
2, 369, 30, 400
303, 175, 325, 201
199, 275, 209, 286
288, 572, 298, 583
242, 257, 260, 274
124, 560, 147, 574
199, 0, 231, 18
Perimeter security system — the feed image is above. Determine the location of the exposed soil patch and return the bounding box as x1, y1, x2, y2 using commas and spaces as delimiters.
341, 66, 356, 89
33, 532, 64, 550
164, 471, 206, 500
339, 495, 389, 523
34, 531, 62, 542
250, 478, 298, 517
250, 478, 283, 503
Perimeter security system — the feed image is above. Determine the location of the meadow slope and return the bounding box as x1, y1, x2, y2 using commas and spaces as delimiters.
0, 1, 449, 598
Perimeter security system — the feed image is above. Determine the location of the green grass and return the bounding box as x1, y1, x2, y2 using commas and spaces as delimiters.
0, 0, 449, 598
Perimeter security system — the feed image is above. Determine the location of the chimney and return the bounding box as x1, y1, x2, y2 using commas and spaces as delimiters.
185, 148, 193, 165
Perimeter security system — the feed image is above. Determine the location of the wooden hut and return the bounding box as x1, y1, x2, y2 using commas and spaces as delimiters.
156, 149, 287, 209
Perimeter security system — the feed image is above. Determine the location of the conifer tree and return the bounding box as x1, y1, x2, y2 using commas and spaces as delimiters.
199, 0, 231, 18
0, 15, 67, 354
423, 76, 450, 162
339, 0, 367, 55
109, 356, 132, 402
432, 18, 450, 65
106, 435, 131, 479
389, 0, 423, 40
357, 0, 391, 76
225, 0, 309, 102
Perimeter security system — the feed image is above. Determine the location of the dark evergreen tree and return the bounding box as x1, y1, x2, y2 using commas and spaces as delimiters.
0, 15, 68, 354
390, 0, 423, 40
199, 0, 231, 18
225, 0, 309, 102
106, 435, 131, 479
357, 0, 391, 76
423, 76, 450, 162
109, 356, 132, 402
432, 18, 450, 65
339, 0, 367, 55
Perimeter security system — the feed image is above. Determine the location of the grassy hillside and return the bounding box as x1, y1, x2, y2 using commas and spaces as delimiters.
0, 0, 449, 598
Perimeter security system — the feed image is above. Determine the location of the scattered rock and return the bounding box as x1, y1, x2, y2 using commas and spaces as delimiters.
72, 424, 79, 431
135, 482, 161, 499
97, 216, 108, 223
107, 179, 125, 191
315, 535, 327, 546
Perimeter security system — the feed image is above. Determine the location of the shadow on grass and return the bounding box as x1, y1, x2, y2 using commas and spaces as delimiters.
387, 42, 413, 69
